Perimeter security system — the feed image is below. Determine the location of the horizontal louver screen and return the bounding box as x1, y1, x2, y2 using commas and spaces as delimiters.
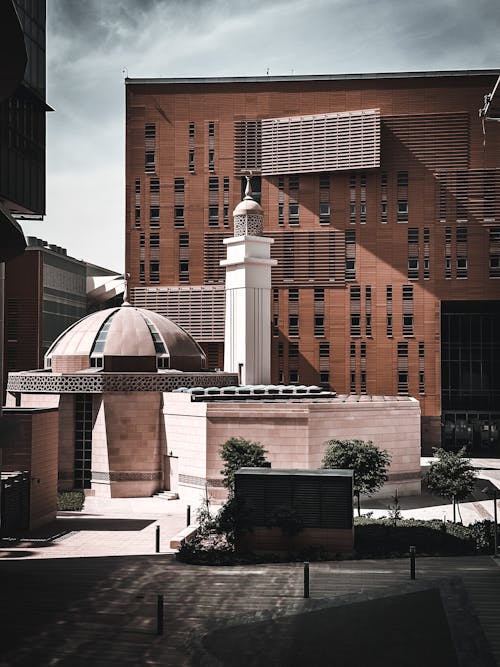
130, 285, 225, 341
261, 109, 380, 175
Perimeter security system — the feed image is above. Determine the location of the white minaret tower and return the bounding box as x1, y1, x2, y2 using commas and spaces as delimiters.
221, 176, 277, 385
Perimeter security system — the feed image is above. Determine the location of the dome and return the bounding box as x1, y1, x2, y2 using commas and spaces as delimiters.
233, 196, 263, 217
233, 176, 264, 237
45, 305, 207, 373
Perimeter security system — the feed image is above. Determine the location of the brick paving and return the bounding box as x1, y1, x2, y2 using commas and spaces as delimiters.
0, 474, 499, 666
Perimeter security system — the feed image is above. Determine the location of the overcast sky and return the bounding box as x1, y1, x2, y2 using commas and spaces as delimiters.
19, 0, 500, 272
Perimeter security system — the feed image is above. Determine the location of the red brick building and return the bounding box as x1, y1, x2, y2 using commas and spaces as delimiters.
125, 71, 500, 452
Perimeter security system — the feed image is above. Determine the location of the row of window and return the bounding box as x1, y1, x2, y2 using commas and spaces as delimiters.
145, 121, 217, 175
134, 176, 232, 229
275, 339, 425, 395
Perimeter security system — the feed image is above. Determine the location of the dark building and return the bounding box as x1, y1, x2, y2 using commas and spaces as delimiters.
125, 71, 500, 453
3, 237, 122, 388
0, 0, 49, 222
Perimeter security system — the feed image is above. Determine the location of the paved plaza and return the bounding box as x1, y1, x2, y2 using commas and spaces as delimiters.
0, 459, 499, 665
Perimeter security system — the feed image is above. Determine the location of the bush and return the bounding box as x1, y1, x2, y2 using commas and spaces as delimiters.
354, 517, 495, 557
220, 437, 269, 492
57, 491, 85, 511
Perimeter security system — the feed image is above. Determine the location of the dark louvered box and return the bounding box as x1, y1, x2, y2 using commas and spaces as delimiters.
234, 468, 353, 555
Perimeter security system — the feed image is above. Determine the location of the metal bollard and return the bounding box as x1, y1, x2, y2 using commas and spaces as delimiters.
186, 504, 191, 527
303, 561, 310, 598
155, 525, 160, 553
156, 594, 164, 635
409, 545, 416, 580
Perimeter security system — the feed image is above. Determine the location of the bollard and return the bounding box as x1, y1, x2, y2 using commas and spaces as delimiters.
156, 594, 164, 635
155, 525, 160, 553
303, 561, 310, 598
186, 504, 191, 527
410, 546, 416, 580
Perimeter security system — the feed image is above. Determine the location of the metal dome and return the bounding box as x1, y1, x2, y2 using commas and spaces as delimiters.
45, 305, 207, 373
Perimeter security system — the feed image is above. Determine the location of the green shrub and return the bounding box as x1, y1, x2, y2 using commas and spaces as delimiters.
57, 491, 85, 511
354, 518, 495, 557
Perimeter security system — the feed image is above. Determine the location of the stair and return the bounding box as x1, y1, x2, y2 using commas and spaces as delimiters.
154, 490, 179, 500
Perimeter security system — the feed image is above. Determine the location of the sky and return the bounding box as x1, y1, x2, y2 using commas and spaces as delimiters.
19, 0, 500, 272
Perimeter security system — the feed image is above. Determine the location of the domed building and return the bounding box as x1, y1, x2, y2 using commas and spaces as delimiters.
5, 181, 421, 516
7, 304, 238, 498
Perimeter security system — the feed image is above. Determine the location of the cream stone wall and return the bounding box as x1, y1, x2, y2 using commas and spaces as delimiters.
91, 392, 164, 498
163, 393, 208, 493
162, 394, 421, 503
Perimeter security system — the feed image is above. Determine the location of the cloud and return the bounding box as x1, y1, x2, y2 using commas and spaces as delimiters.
38, 0, 500, 270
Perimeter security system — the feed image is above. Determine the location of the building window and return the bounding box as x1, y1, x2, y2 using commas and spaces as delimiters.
174, 178, 185, 227
397, 171, 409, 187
314, 287, 325, 336
145, 123, 156, 173
407, 227, 419, 279
350, 286, 361, 336
289, 175, 299, 225
490, 255, 500, 278
445, 227, 452, 279
208, 176, 219, 226
397, 342, 409, 395
319, 173, 331, 225
489, 227, 500, 277
418, 342, 425, 394
179, 232, 189, 283
74, 394, 93, 489
360, 174, 367, 224
402, 285, 414, 336
150, 207, 160, 227
208, 121, 215, 171
360, 341, 367, 394
423, 228, 430, 279
278, 176, 285, 226
319, 341, 330, 387
349, 174, 356, 224
408, 258, 419, 279
456, 227, 468, 278
381, 172, 388, 223
273, 288, 279, 337
288, 342, 299, 384
289, 315, 299, 337
345, 230, 356, 281
149, 261, 160, 283
288, 288, 299, 336
397, 200, 408, 222
134, 178, 141, 228
350, 342, 356, 393
189, 122, 195, 172
386, 285, 393, 337
223, 177, 230, 226
365, 286, 372, 337
456, 256, 468, 277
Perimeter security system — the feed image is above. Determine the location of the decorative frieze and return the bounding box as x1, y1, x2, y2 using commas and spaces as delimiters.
7, 371, 239, 394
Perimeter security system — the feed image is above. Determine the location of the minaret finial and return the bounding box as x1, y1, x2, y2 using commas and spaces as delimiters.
122, 272, 131, 306
245, 171, 253, 199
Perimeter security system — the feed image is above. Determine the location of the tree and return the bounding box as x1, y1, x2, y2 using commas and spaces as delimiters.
423, 447, 476, 522
322, 439, 391, 516
220, 437, 269, 493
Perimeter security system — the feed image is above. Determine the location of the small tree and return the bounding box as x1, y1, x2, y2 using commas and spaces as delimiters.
322, 439, 391, 516
423, 447, 476, 523
220, 437, 269, 493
